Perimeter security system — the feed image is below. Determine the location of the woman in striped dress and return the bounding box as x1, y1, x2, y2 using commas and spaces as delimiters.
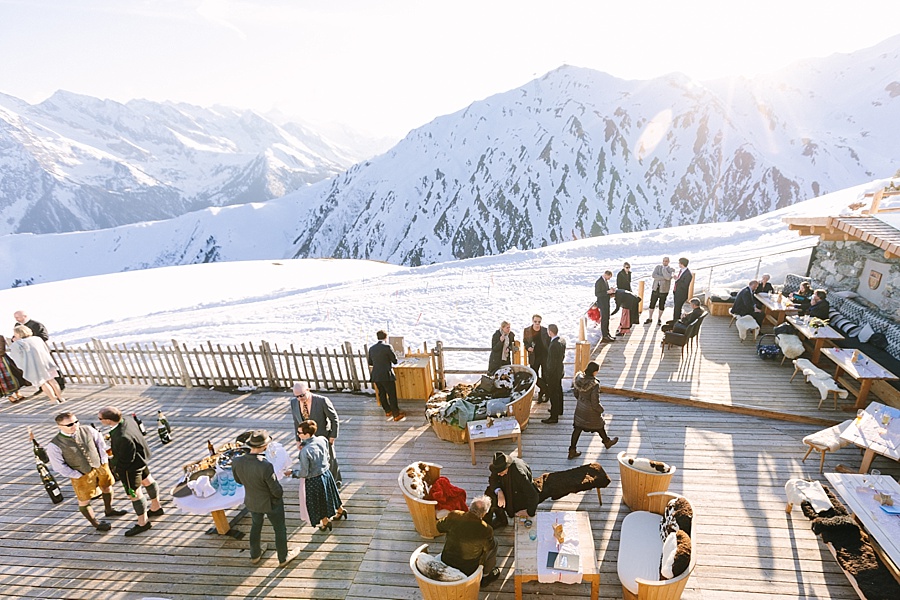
290, 420, 345, 531
0, 335, 25, 402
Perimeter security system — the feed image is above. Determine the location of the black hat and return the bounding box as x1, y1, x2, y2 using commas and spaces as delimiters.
490, 451, 513, 474
246, 430, 272, 448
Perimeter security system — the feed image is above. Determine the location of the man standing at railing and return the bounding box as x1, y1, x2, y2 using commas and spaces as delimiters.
672, 258, 692, 320
541, 324, 566, 424
522, 315, 551, 403
368, 330, 406, 422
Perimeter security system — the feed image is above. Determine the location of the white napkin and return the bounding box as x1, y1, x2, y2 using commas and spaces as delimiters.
188, 475, 217, 498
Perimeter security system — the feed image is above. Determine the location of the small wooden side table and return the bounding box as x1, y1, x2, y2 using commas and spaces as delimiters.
467, 417, 522, 465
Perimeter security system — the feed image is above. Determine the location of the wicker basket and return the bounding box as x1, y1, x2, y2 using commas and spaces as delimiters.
430, 420, 468, 444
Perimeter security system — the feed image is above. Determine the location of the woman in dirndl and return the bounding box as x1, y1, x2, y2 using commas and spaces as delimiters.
290, 420, 345, 532
0, 335, 25, 402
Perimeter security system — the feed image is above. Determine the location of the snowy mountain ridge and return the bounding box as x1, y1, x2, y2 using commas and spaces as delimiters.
0, 91, 374, 235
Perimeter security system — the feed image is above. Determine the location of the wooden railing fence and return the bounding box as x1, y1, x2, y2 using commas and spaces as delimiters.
49, 339, 378, 392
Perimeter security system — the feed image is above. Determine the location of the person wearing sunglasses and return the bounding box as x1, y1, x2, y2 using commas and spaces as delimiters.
289, 381, 342, 487
46, 412, 127, 532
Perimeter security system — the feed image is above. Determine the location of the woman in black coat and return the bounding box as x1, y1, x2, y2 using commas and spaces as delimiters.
488, 321, 517, 374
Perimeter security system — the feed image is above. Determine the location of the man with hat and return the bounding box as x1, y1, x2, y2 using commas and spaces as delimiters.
289, 381, 342, 487
484, 451, 539, 528
232, 430, 300, 567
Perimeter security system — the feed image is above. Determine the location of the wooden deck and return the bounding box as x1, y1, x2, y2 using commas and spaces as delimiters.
2, 379, 899, 599
592, 311, 876, 426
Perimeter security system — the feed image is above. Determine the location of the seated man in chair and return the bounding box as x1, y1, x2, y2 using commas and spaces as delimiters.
437, 496, 501, 587
662, 298, 705, 333
732, 280, 764, 325
484, 452, 539, 529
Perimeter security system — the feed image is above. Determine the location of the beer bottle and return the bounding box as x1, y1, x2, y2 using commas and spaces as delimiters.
157, 410, 171, 434
29, 428, 63, 504
157, 415, 172, 445
132, 412, 147, 435
207, 440, 216, 456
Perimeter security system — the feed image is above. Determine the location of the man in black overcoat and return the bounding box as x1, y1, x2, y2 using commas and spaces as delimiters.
98, 406, 163, 537
522, 315, 552, 403
672, 257, 692, 319
541, 324, 566, 424
484, 452, 539, 528
594, 270, 615, 343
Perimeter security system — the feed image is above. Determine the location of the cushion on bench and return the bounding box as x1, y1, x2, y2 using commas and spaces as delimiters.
776, 334, 805, 359
809, 377, 848, 401
736, 315, 760, 340
618, 511, 665, 595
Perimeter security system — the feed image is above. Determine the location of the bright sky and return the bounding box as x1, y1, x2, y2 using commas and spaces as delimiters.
1, 0, 898, 139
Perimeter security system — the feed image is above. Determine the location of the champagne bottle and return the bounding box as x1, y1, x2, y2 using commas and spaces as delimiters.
157, 410, 171, 434
29, 428, 63, 504
157, 415, 172, 445
132, 412, 147, 435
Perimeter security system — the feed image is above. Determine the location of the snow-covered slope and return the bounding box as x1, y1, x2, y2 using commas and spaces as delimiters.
0, 91, 367, 235
0, 177, 887, 354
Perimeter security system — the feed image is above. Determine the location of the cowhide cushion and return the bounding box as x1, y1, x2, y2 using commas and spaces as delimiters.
659, 530, 691, 580
625, 456, 672, 474
402, 462, 433, 499
415, 552, 467, 582
660, 497, 693, 539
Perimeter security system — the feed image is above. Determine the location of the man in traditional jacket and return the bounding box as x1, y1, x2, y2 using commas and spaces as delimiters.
46, 412, 127, 532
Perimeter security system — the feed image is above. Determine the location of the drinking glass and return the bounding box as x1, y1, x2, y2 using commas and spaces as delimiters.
529, 529, 537, 541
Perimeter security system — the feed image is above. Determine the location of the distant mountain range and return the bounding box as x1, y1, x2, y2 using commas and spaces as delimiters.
1, 35, 899, 287
0, 91, 387, 235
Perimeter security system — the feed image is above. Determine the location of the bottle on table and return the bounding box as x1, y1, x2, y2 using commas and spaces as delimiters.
207, 440, 216, 456
132, 413, 147, 436
29, 428, 63, 504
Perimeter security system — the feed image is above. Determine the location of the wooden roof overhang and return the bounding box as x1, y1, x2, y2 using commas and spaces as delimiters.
784, 215, 900, 260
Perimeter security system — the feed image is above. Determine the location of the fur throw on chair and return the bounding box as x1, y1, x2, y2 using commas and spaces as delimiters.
736, 315, 760, 341
533, 463, 611, 504
426, 477, 468, 513
776, 334, 805, 359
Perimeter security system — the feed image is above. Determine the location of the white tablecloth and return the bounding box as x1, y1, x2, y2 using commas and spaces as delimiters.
171, 442, 292, 515
536, 511, 583, 584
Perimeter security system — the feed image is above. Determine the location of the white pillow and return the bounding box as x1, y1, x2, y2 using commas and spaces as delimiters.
660, 531, 678, 579
833, 290, 859, 299
845, 323, 864, 339
858, 323, 876, 344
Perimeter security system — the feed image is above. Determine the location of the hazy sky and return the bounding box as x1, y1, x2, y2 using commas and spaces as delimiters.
1, 0, 898, 139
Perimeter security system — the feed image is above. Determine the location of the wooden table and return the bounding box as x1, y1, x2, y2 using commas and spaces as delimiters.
821, 347, 899, 409
838, 402, 900, 473
755, 292, 799, 325
786, 314, 844, 365
467, 417, 522, 465
825, 472, 900, 582
394, 356, 434, 400
514, 511, 598, 600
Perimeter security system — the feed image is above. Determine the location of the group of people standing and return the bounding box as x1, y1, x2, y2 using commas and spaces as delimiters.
595, 257, 693, 341
1, 310, 66, 404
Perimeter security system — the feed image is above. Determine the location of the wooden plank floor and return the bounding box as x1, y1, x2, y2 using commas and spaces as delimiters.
593, 312, 860, 426
2, 382, 899, 599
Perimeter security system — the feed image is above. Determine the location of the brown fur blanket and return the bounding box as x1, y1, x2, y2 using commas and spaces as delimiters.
533, 463, 611, 506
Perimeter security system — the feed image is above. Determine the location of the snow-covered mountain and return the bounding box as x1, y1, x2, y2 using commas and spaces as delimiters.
0, 91, 368, 235
288, 35, 900, 265
2, 35, 899, 287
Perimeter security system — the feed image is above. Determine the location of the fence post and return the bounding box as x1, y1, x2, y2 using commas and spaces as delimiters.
435, 340, 446, 388
260, 340, 278, 389
171, 339, 193, 389
637, 280, 645, 314
344, 342, 361, 391
575, 340, 591, 374
91, 338, 116, 386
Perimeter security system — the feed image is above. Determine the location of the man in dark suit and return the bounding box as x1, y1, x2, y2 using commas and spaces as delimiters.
732, 280, 764, 325
662, 298, 706, 333
672, 257, 692, 319
13, 310, 49, 341
232, 430, 299, 567
290, 381, 342, 486
437, 496, 500, 587
368, 330, 405, 421
541, 324, 566, 424
594, 270, 616, 343
98, 406, 164, 537
522, 315, 551, 403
